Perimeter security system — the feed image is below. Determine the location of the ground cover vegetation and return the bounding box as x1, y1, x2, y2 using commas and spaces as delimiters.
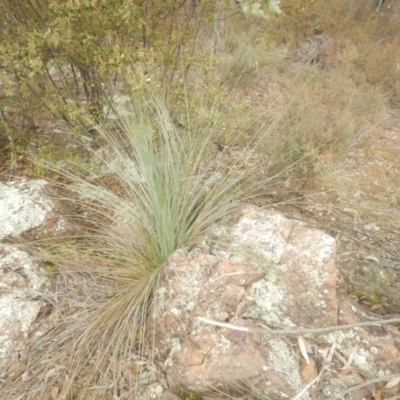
1, 0, 400, 398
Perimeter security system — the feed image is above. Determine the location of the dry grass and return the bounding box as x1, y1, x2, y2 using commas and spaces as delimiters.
211, 0, 400, 317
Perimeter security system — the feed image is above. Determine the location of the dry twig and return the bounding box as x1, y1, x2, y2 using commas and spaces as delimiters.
326, 373, 400, 400
197, 316, 400, 336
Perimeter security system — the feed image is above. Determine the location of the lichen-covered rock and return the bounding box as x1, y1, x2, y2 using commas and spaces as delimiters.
0, 244, 50, 366
146, 205, 400, 399
148, 252, 302, 396
146, 206, 338, 399
0, 179, 74, 369
339, 298, 400, 375
224, 206, 338, 328
0, 179, 75, 240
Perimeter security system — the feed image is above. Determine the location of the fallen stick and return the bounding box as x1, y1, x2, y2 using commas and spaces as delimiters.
197, 316, 400, 336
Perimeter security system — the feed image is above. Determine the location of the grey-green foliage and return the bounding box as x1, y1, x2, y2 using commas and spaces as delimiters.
236, 0, 281, 18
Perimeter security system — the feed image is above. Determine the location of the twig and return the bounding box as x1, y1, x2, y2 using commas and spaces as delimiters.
197, 317, 400, 336
376, 0, 384, 12
326, 373, 400, 400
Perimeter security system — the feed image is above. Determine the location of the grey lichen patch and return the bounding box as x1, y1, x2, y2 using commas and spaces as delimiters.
154, 286, 168, 312
323, 330, 390, 377
147, 384, 164, 399
305, 265, 331, 289
0, 295, 45, 364
230, 214, 288, 263
210, 223, 228, 239
211, 334, 231, 356
268, 338, 310, 399
165, 338, 182, 367
298, 291, 328, 311
0, 244, 50, 365
0, 244, 50, 367
173, 263, 207, 314
0, 244, 49, 292
238, 274, 296, 328
0, 295, 41, 329
0, 180, 54, 239
155, 262, 202, 312
180, 264, 206, 297
286, 231, 335, 268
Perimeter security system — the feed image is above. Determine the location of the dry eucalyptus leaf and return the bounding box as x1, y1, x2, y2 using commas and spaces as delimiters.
300, 358, 318, 383
21, 371, 30, 382
7, 362, 26, 377
45, 365, 66, 380
337, 368, 354, 376
384, 375, 400, 389
50, 386, 60, 400
298, 335, 310, 364
335, 351, 353, 370
365, 255, 380, 263
18, 344, 30, 358
45, 368, 56, 379
373, 391, 382, 400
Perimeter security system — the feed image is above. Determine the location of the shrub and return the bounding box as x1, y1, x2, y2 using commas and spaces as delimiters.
0, 0, 222, 162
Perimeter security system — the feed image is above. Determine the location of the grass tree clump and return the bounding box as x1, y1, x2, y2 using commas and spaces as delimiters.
1, 92, 281, 399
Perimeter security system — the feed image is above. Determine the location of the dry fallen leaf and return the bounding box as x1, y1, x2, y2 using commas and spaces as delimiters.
18, 344, 30, 359
46, 368, 57, 380
373, 391, 382, 400
300, 358, 318, 383
321, 152, 333, 162
21, 371, 30, 382
6, 362, 26, 377
298, 335, 310, 364
45, 365, 66, 380
384, 375, 400, 389
337, 368, 354, 376
334, 350, 353, 370
50, 386, 60, 400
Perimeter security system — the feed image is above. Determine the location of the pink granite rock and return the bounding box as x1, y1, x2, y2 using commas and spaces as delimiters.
147, 206, 400, 399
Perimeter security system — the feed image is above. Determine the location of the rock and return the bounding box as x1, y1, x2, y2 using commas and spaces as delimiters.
0, 243, 50, 367
223, 206, 338, 328
146, 205, 337, 399
0, 179, 73, 369
146, 205, 400, 399
0, 179, 75, 241
321, 295, 400, 389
